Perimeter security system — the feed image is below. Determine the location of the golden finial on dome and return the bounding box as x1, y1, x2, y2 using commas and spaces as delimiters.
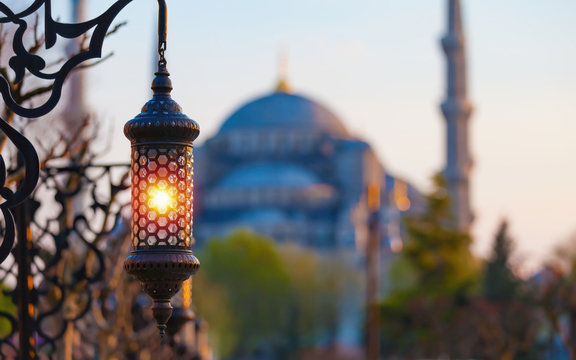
276, 48, 292, 93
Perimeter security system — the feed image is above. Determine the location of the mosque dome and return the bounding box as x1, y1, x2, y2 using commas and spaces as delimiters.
217, 90, 350, 138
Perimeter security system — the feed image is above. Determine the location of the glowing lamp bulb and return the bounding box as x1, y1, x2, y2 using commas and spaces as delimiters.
149, 188, 174, 214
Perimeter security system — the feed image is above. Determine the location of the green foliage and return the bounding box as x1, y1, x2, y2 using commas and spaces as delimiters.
0, 284, 15, 337
389, 174, 479, 299
193, 231, 360, 359
483, 220, 521, 301
381, 181, 545, 359
277, 244, 361, 350
467, 220, 542, 359
381, 174, 481, 358
193, 231, 292, 357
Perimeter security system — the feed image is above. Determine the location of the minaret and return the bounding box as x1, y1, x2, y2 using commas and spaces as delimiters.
441, 0, 473, 232
64, 0, 87, 137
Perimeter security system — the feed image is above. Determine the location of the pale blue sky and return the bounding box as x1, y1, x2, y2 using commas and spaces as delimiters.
52, 0, 576, 269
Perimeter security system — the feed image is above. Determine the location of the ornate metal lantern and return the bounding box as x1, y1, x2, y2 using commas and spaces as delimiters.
123, 68, 200, 335
123, 2, 200, 335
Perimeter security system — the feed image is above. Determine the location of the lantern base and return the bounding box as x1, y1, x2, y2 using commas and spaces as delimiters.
124, 249, 200, 336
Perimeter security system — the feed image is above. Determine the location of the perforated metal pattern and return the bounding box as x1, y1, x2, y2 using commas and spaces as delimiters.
131, 145, 193, 249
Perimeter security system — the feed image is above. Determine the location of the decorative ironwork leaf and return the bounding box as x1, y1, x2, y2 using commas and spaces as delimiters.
0, 0, 133, 118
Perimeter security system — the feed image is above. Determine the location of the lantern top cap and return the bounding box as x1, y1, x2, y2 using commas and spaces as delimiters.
124, 71, 199, 145
151, 69, 173, 96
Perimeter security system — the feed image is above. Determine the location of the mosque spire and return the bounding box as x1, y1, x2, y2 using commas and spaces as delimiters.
64, 0, 87, 134
275, 49, 292, 93
441, 0, 474, 232
67, 0, 86, 103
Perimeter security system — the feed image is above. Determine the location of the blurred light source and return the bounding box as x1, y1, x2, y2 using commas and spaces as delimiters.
367, 182, 381, 211
394, 181, 411, 212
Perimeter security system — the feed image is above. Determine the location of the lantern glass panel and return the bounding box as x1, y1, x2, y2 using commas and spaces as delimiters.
131, 145, 194, 249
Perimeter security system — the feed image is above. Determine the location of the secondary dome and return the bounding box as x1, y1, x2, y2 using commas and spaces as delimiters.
217, 163, 322, 190
218, 91, 349, 137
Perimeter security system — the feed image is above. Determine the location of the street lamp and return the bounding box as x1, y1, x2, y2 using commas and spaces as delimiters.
123, 1, 200, 336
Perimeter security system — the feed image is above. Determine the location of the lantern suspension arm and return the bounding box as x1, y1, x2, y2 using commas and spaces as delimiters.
157, 0, 168, 72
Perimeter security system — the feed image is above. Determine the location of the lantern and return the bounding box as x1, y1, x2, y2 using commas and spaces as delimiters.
123, 68, 200, 336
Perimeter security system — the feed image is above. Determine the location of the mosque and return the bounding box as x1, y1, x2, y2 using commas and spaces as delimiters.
193, 79, 424, 253
194, 0, 473, 251
190, 77, 427, 348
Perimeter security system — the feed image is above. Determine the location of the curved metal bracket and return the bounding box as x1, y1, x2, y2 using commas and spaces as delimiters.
0, 0, 133, 118
0, 0, 133, 262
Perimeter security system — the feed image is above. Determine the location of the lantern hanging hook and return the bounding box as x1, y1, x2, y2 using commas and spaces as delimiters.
157, 0, 168, 72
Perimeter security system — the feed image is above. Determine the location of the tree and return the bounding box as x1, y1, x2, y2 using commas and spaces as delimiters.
193, 231, 293, 359
483, 220, 520, 302
539, 236, 576, 359
393, 175, 479, 297
380, 174, 480, 358
469, 221, 541, 360
277, 244, 361, 354
193, 231, 362, 359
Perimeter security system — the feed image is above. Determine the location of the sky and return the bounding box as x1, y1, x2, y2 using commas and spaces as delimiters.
40, 0, 576, 270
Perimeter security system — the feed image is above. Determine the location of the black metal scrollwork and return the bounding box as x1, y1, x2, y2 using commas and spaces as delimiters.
0, 0, 133, 117
0, 164, 130, 358
0, 123, 38, 264
0, 0, 133, 264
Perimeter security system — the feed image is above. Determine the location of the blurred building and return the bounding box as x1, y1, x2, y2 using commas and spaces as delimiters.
192, 1, 475, 249
191, 0, 475, 354
191, 73, 427, 352
194, 78, 424, 254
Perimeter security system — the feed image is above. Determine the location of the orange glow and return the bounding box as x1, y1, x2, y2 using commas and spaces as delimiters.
182, 278, 192, 309
148, 186, 176, 214
394, 181, 411, 211
367, 183, 381, 211
397, 198, 411, 212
